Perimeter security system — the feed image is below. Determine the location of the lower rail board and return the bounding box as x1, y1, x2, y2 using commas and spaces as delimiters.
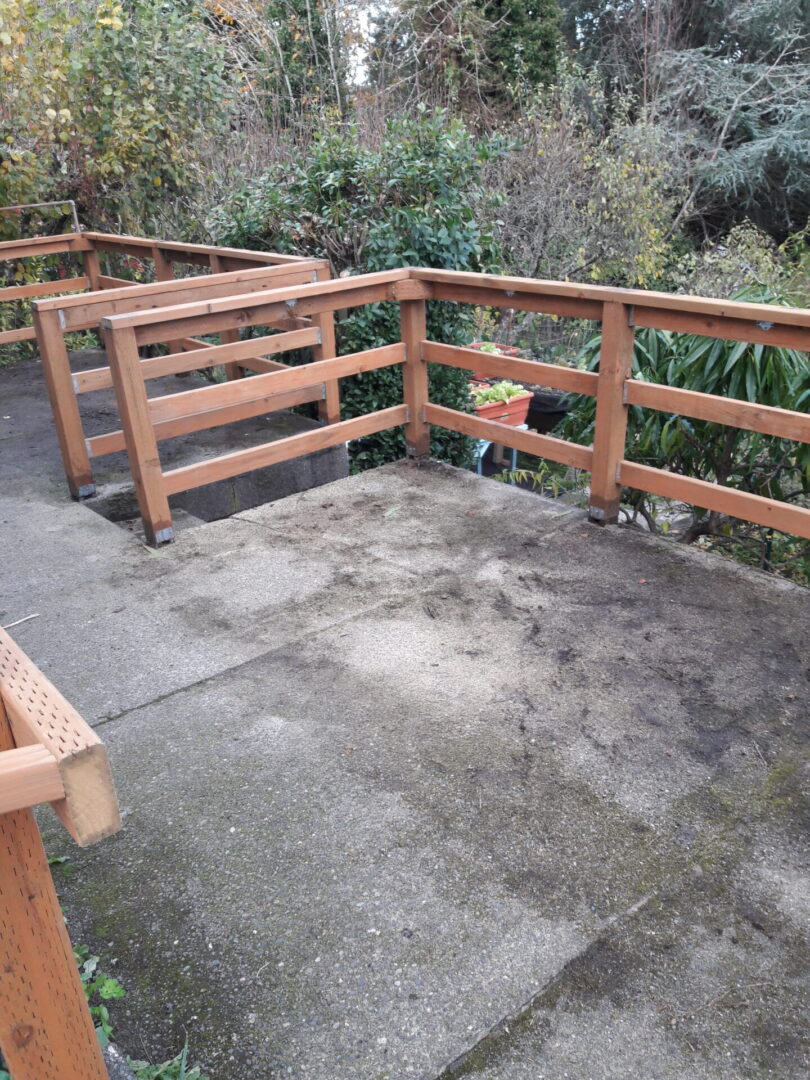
74, 327, 319, 393
424, 403, 594, 471
87, 384, 323, 457
162, 404, 409, 495
619, 461, 810, 539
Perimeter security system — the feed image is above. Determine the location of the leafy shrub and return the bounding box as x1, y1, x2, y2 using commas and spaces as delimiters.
0, 1, 230, 229
209, 108, 509, 469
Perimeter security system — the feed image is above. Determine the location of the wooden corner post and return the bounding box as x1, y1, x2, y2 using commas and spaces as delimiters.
400, 298, 430, 458
33, 305, 96, 499
102, 322, 174, 545
589, 301, 635, 524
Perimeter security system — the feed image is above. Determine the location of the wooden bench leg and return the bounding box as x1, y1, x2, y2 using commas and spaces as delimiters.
0, 702, 109, 1080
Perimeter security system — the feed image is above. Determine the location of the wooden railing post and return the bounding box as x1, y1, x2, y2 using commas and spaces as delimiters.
588, 301, 635, 524
312, 264, 341, 425
209, 253, 242, 382
82, 240, 102, 292
102, 322, 174, 545
151, 244, 185, 356
400, 298, 430, 458
33, 306, 96, 498
0, 699, 109, 1080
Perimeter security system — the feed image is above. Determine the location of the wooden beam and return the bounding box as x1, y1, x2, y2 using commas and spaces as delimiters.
401, 301, 429, 457
311, 263, 341, 424
162, 405, 409, 495
82, 231, 313, 266
145, 344, 404, 426
103, 324, 175, 545
40, 263, 321, 333
392, 278, 433, 301
33, 306, 96, 497
124, 279, 399, 347
0, 626, 121, 847
0, 233, 91, 261
88, 384, 324, 457
0, 325, 37, 344
100, 268, 410, 334
82, 245, 102, 291
630, 305, 810, 351
0, 277, 88, 302
625, 381, 810, 443
97, 274, 134, 289
619, 461, 810, 540
424, 403, 593, 471
410, 267, 810, 331
0, 745, 64, 815
588, 302, 635, 524
429, 281, 604, 321
423, 341, 599, 396
209, 252, 243, 380
74, 328, 320, 393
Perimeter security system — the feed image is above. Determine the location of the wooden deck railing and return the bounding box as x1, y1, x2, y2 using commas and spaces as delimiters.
0, 626, 121, 1080
63, 266, 810, 546
33, 257, 334, 499
0, 229, 314, 349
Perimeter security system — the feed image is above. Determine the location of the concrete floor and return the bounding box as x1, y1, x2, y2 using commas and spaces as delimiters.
1, 358, 809, 1079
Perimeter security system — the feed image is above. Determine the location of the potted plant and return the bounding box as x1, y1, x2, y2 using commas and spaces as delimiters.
472, 380, 532, 427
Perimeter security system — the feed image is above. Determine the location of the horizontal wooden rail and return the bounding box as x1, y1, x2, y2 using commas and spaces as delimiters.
0, 744, 64, 815
83, 231, 309, 266
100, 267, 410, 338
75, 327, 320, 393
423, 340, 599, 396
620, 461, 810, 539
424, 403, 594, 471
411, 267, 810, 333
625, 381, 810, 443
147, 343, 404, 424
429, 280, 602, 321
162, 404, 408, 495
0, 277, 88, 302
97, 274, 134, 289
0, 325, 37, 344
37, 262, 321, 332
631, 305, 810, 351
0, 232, 91, 261
87, 383, 323, 457
123, 280, 397, 346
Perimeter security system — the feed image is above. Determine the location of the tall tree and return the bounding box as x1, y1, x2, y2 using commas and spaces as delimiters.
369, 0, 561, 112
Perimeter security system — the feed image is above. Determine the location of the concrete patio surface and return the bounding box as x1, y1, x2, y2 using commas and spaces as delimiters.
1, 357, 809, 1079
